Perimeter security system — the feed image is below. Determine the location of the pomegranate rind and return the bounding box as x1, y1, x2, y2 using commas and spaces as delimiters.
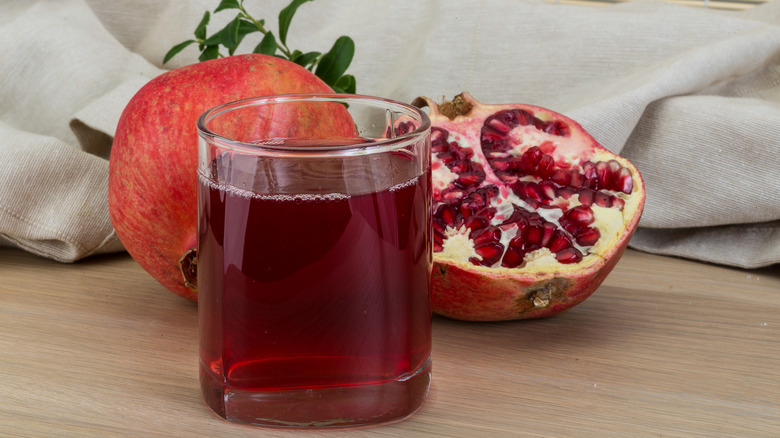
109, 55, 354, 301
419, 93, 645, 321
431, 225, 635, 321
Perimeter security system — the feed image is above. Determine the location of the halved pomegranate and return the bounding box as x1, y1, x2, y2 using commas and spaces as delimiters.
412, 93, 645, 321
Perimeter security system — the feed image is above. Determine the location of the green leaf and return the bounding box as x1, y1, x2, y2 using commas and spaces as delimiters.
332, 74, 356, 94
214, 0, 241, 12
292, 51, 320, 69
194, 11, 210, 40
202, 15, 241, 49
314, 36, 355, 86
278, 0, 312, 47
224, 16, 242, 54
237, 18, 259, 38
253, 32, 277, 55
163, 39, 197, 64
199, 45, 221, 62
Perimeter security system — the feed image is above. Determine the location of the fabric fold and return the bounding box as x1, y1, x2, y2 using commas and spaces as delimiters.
1, 0, 778, 268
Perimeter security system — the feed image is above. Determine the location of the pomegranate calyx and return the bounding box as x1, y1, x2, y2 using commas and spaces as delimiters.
178, 247, 197, 292
413, 92, 475, 121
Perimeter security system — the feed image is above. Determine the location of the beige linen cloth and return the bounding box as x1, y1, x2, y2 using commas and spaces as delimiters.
1, 0, 779, 268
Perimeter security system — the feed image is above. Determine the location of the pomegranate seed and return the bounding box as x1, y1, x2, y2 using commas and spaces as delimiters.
464, 215, 490, 232
460, 188, 492, 217
486, 118, 513, 135
582, 165, 597, 186
483, 185, 499, 198
596, 161, 611, 189
616, 167, 634, 194
482, 128, 506, 142
438, 151, 458, 164
435, 203, 459, 226
608, 160, 622, 184
512, 109, 536, 126
491, 158, 510, 171
612, 197, 625, 210
473, 242, 505, 266
582, 161, 596, 174
563, 205, 594, 225
432, 143, 449, 153
431, 128, 448, 145
537, 154, 555, 178
512, 181, 543, 202
543, 120, 569, 136
557, 186, 576, 200
550, 169, 572, 186
539, 223, 556, 247
576, 188, 594, 206
456, 147, 474, 160
505, 156, 524, 170
526, 146, 543, 165
555, 247, 583, 264
526, 225, 543, 246
570, 172, 585, 188
575, 227, 601, 246
501, 246, 525, 268
538, 181, 558, 201
475, 206, 497, 219
547, 231, 573, 253
508, 235, 524, 248
434, 242, 443, 252
500, 206, 527, 227
511, 223, 527, 243
495, 171, 519, 183
561, 221, 579, 236
524, 182, 543, 202
470, 226, 502, 245
481, 133, 508, 152
449, 160, 471, 173
455, 173, 483, 189
594, 191, 612, 208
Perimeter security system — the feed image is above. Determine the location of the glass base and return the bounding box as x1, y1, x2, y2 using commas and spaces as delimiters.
200, 357, 431, 428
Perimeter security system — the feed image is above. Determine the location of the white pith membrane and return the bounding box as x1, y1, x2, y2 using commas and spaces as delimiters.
430, 103, 643, 274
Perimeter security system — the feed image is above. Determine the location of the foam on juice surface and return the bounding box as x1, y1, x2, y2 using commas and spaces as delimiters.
199, 169, 425, 202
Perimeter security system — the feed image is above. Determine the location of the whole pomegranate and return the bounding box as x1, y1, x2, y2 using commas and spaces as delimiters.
109, 54, 354, 301
413, 93, 645, 321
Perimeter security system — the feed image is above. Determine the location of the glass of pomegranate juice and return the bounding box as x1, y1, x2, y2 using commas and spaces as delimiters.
196, 94, 433, 427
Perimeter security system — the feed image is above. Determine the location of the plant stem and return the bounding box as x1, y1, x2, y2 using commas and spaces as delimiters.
237, 0, 293, 58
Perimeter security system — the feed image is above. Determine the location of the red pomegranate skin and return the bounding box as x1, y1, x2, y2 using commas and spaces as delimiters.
109, 54, 354, 301
417, 93, 645, 321
431, 239, 631, 321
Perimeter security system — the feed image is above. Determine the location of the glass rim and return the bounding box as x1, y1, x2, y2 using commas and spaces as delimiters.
196, 93, 431, 156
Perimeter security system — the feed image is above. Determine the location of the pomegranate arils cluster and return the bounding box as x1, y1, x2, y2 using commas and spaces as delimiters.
415, 92, 645, 321
429, 102, 637, 271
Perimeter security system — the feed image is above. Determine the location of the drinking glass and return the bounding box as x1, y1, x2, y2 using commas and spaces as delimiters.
196, 93, 432, 428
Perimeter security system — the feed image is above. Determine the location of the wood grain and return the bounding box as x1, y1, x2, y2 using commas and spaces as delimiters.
1, 247, 778, 437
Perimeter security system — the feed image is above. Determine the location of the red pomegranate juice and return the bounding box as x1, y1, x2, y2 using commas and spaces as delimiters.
197, 158, 432, 426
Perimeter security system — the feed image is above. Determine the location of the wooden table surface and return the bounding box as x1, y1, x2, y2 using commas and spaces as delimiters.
1, 246, 778, 437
